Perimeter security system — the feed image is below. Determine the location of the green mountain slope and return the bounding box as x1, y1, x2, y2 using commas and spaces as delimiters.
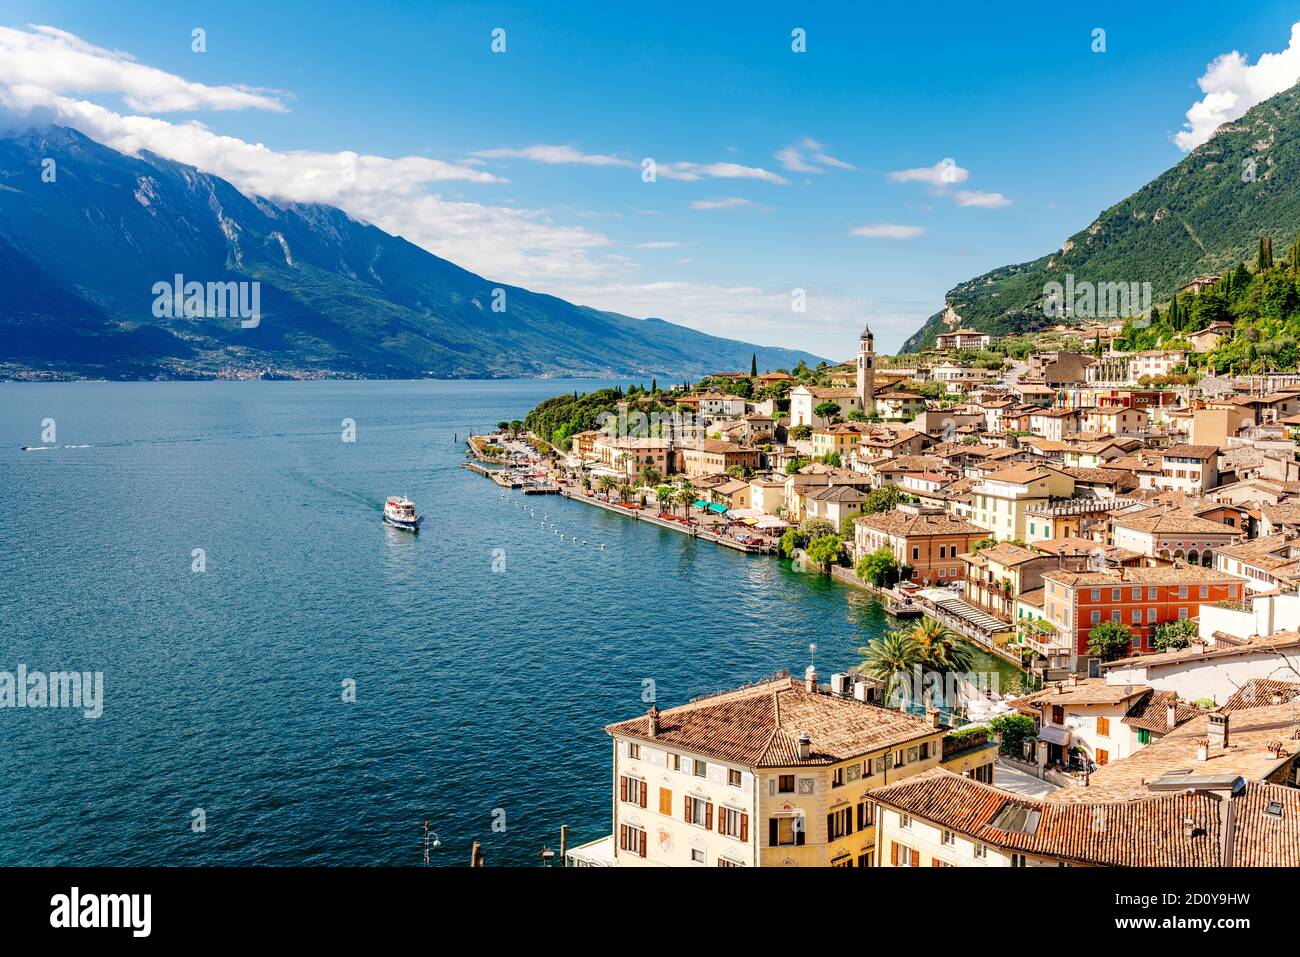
902, 83, 1300, 352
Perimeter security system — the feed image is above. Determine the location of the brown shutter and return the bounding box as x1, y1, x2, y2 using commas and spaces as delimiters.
740, 813, 749, 842
639, 829, 647, 858
704, 802, 713, 830
892, 842, 899, 866
718, 808, 726, 834
684, 796, 692, 824
932, 858, 941, 867
659, 787, 672, 815
827, 813, 835, 841
619, 776, 627, 803
910, 849, 920, 868
640, 781, 647, 808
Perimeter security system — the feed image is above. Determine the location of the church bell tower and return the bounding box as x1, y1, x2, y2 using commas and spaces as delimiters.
857, 323, 875, 415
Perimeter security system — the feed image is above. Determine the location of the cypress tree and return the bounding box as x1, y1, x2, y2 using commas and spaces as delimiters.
1257, 235, 1274, 271
750, 353, 758, 377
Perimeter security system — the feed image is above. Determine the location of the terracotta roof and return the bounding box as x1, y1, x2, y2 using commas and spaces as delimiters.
970, 542, 1042, 567
603, 677, 941, 768
1042, 565, 1244, 588
981, 465, 1066, 485
1048, 702, 1300, 804
869, 768, 1221, 866
1102, 632, 1300, 671
1162, 444, 1220, 460
1012, 677, 1150, 710
1122, 691, 1208, 733
1111, 507, 1242, 536
1222, 678, 1300, 713
854, 510, 987, 538
805, 484, 868, 502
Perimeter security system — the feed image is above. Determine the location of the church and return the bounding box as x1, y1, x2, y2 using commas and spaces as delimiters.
789, 324, 876, 427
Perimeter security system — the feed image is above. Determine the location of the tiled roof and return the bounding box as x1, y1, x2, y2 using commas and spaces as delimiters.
1163, 444, 1220, 460
869, 768, 1221, 866
603, 677, 941, 768
1122, 691, 1208, 733
1048, 702, 1300, 804
970, 542, 1041, 567
1102, 632, 1300, 670
1011, 677, 1150, 709
1111, 507, 1242, 535
981, 465, 1065, 484
1222, 678, 1300, 713
1042, 565, 1244, 588
854, 510, 987, 538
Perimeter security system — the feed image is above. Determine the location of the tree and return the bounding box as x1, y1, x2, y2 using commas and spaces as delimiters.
839, 513, 859, 539
858, 631, 922, 704
813, 400, 842, 422
911, 618, 974, 675
509, 419, 523, 434
800, 516, 836, 539
654, 484, 675, 512
1258, 234, 1274, 272
779, 527, 809, 559
789, 424, 813, 440
989, 713, 1037, 756
750, 353, 758, 377
860, 485, 902, 515
496, 421, 509, 432
1088, 621, 1135, 662
1153, 618, 1197, 652
806, 534, 843, 572
856, 547, 909, 587
639, 465, 663, 487
596, 475, 617, 495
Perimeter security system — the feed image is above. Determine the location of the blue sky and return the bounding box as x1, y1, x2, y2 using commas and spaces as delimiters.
5, 1, 1300, 358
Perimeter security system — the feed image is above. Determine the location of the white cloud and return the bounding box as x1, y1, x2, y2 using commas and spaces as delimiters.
658, 161, 788, 185
887, 159, 970, 185
778, 136, 855, 173
0, 24, 287, 113
471, 144, 634, 167
849, 223, 925, 239
690, 197, 768, 211
635, 240, 691, 248
1174, 22, 1300, 150
954, 190, 1012, 208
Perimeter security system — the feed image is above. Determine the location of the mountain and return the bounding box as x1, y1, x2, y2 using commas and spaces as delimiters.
0, 127, 825, 380
902, 84, 1300, 353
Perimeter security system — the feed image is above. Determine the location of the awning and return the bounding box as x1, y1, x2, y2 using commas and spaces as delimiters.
1037, 724, 1072, 747
707, 503, 728, 514
692, 499, 709, 509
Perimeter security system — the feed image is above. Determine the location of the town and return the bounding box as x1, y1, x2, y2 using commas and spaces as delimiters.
469, 280, 1300, 868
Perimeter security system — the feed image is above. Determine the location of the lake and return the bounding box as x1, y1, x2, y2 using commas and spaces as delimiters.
0, 379, 1018, 865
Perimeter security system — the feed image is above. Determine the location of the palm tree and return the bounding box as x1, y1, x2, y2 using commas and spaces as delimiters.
596, 475, 616, 497
655, 484, 675, 512
858, 630, 922, 706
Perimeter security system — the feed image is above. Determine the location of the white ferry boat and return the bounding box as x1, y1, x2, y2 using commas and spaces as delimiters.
383, 496, 421, 532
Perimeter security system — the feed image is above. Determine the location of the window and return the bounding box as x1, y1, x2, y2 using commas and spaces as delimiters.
1011, 854, 1027, 868
1131, 587, 1141, 600
1111, 588, 1120, 601
1147, 608, 1157, 622
770, 816, 804, 847
1200, 585, 1209, 599
973, 843, 987, 859
1111, 610, 1120, 622
719, 806, 748, 840
717, 858, 742, 868
863, 758, 874, 778
1148, 587, 1157, 600
907, 747, 919, 764
1096, 748, 1109, 766
1096, 716, 1110, 737
690, 848, 705, 864
777, 774, 795, 794
628, 743, 640, 760
894, 750, 905, 767
941, 829, 955, 846
1091, 588, 1101, 601
857, 801, 876, 829
1131, 609, 1141, 624
919, 741, 930, 760
693, 759, 707, 778
1091, 610, 1101, 624
620, 776, 647, 808
670, 753, 680, 771
892, 842, 920, 867
1179, 586, 1188, 599
1137, 728, 1151, 745
619, 824, 646, 858
728, 769, 742, 788
1178, 608, 1188, 620
912, 546, 920, 560
899, 813, 912, 829
858, 850, 874, 869
684, 796, 713, 829
832, 767, 845, 788
827, 807, 854, 841
1052, 705, 1065, 725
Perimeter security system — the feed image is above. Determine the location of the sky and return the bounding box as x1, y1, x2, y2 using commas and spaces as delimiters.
4, 1, 1300, 359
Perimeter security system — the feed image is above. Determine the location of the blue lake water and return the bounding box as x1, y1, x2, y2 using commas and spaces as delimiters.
0, 379, 1011, 866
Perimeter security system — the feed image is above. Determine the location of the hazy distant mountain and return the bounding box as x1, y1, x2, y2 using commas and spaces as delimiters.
0, 127, 825, 379
902, 83, 1300, 352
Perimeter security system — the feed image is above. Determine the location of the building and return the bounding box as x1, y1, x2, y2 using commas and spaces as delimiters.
802, 484, 868, 527
680, 440, 762, 478
810, 423, 865, 460
599, 673, 947, 867
875, 391, 927, 421
969, 465, 1076, 542
696, 392, 748, 419
1109, 507, 1244, 565
871, 765, 1300, 867
1026, 408, 1082, 441
593, 435, 676, 476
1156, 445, 1220, 494
935, 328, 994, 351
1040, 566, 1247, 664
856, 323, 876, 416
854, 505, 988, 586
1189, 321, 1233, 353
1129, 350, 1187, 381
1012, 677, 1155, 768
961, 542, 1075, 622
790, 386, 864, 427
1102, 631, 1300, 707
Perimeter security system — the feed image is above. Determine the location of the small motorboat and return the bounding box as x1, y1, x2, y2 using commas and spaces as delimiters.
383, 495, 421, 532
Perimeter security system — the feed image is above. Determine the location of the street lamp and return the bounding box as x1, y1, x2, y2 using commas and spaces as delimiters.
422, 821, 442, 865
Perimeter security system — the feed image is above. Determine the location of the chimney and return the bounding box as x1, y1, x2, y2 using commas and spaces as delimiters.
1166, 701, 1178, 731
1196, 738, 1209, 762
1182, 816, 1197, 839
1068, 673, 1079, 687
805, 665, 818, 694
927, 708, 943, 728
1208, 713, 1230, 752
797, 732, 812, 761
646, 706, 660, 739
